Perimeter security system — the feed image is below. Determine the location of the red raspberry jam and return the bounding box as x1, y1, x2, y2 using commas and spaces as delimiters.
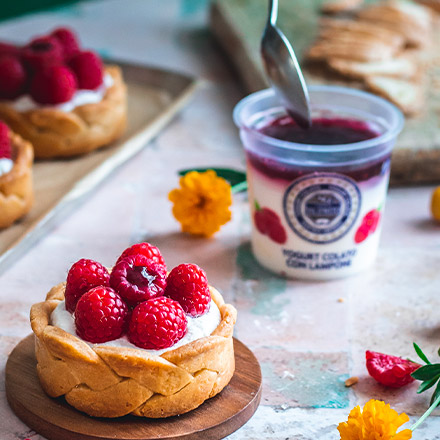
250, 116, 387, 183
260, 116, 379, 145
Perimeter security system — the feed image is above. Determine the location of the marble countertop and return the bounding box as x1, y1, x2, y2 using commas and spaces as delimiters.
1, 1, 440, 439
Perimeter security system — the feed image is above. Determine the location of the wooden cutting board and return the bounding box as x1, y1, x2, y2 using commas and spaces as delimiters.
210, 0, 440, 185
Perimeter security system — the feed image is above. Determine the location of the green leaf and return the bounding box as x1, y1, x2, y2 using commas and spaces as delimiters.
231, 180, 248, 194
438, 347, 440, 357
414, 342, 431, 365
412, 364, 440, 381
417, 375, 440, 394
178, 168, 247, 187
430, 381, 440, 407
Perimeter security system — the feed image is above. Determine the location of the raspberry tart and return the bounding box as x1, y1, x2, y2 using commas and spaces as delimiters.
30, 242, 237, 418
0, 121, 33, 228
0, 28, 127, 159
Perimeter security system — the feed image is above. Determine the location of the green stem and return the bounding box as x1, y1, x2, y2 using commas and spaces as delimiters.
231, 181, 248, 194
410, 393, 440, 431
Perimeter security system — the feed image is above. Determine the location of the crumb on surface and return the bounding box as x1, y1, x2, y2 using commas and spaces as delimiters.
345, 376, 359, 387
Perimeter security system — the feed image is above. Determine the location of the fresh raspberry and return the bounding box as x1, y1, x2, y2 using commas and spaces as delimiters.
0, 42, 20, 57
354, 224, 370, 244
69, 50, 104, 90
164, 263, 211, 317
30, 65, 77, 105
0, 122, 11, 159
65, 258, 110, 313
21, 36, 63, 72
116, 242, 166, 269
110, 254, 167, 306
51, 27, 80, 61
0, 55, 27, 99
362, 209, 381, 233
75, 286, 128, 343
128, 297, 187, 349
366, 350, 420, 388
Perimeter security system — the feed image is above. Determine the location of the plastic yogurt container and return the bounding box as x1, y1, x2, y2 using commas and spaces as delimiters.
233, 86, 404, 280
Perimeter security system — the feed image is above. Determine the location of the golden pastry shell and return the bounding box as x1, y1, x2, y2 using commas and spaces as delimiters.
0, 65, 127, 159
30, 282, 237, 418
0, 130, 33, 228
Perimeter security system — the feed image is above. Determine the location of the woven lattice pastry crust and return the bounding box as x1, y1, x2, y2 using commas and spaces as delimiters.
0, 65, 127, 159
30, 283, 237, 418
0, 131, 33, 228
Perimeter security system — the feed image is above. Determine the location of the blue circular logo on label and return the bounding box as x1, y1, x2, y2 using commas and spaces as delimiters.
283, 173, 361, 244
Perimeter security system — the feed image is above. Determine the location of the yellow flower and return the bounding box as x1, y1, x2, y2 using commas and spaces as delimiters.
168, 170, 232, 237
431, 186, 440, 222
338, 400, 412, 440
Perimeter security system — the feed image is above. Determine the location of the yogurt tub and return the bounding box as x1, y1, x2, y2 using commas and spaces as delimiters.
233, 86, 404, 280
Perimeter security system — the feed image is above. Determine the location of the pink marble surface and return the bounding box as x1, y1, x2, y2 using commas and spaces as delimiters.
1, 1, 440, 439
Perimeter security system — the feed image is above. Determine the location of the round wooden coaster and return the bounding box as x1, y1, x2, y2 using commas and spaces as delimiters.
6, 335, 261, 440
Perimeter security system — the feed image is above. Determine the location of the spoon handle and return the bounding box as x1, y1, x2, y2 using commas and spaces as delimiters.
268, 0, 278, 26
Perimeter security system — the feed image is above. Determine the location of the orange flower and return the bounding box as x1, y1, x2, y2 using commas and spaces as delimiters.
338, 400, 412, 440
168, 170, 232, 237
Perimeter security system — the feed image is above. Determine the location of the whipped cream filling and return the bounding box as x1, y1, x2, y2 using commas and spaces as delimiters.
5, 73, 114, 113
51, 299, 221, 356
0, 158, 13, 177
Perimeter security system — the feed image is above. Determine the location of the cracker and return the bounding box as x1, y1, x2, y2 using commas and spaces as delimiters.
345, 377, 359, 387
321, 0, 364, 14
416, 0, 440, 12
305, 39, 398, 62
365, 76, 425, 115
328, 56, 419, 80
319, 18, 405, 49
357, 1, 433, 47
388, 0, 434, 29
318, 29, 403, 52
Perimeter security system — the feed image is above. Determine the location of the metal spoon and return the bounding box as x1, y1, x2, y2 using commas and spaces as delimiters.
261, 0, 312, 129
